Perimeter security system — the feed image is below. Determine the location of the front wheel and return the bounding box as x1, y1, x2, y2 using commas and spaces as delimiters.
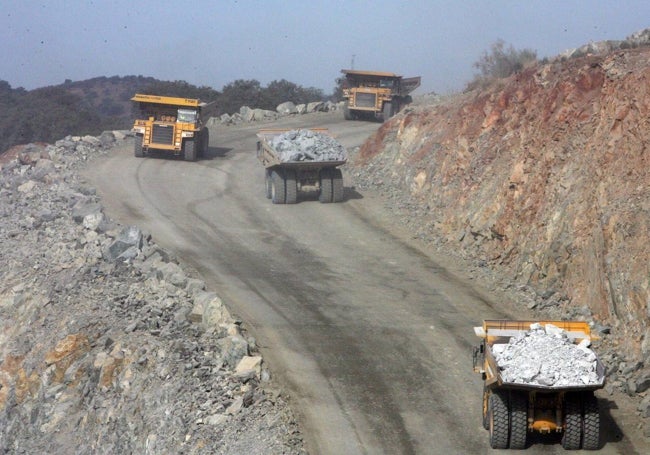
343, 101, 353, 120
134, 134, 144, 157
265, 169, 272, 199
183, 139, 196, 161
382, 102, 394, 122
198, 128, 209, 158
482, 386, 490, 430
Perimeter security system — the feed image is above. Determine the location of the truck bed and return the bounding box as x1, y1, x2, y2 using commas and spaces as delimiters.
256, 128, 347, 170
476, 320, 606, 392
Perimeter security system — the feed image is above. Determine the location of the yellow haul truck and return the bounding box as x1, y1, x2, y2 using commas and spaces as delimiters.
340, 69, 420, 121
473, 320, 606, 450
256, 128, 347, 204
131, 94, 214, 161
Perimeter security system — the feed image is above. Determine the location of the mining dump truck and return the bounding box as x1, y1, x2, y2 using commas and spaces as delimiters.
131, 93, 215, 161
473, 320, 606, 450
340, 69, 421, 121
256, 128, 347, 204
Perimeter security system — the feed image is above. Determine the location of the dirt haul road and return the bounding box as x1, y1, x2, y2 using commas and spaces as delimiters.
82, 110, 645, 455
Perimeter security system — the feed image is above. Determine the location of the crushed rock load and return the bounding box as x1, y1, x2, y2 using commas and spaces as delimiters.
0, 135, 305, 454
269, 129, 347, 162
493, 323, 602, 387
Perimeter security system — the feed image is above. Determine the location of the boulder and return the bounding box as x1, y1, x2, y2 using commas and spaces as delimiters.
239, 106, 255, 122
104, 225, 143, 262
276, 101, 298, 115
306, 101, 324, 113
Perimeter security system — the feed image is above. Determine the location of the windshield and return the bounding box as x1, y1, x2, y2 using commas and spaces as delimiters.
177, 109, 197, 123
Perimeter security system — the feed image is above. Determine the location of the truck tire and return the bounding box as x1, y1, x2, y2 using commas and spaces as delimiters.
332, 168, 344, 202
265, 169, 272, 199
489, 391, 509, 449
582, 392, 600, 450
509, 391, 528, 449
319, 168, 333, 203
285, 169, 298, 204
271, 170, 286, 204
562, 393, 582, 450
183, 139, 196, 161
134, 135, 144, 157
343, 101, 353, 120
382, 102, 393, 122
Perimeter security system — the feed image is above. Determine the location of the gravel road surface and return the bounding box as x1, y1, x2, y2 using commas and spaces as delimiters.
81, 111, 647, 454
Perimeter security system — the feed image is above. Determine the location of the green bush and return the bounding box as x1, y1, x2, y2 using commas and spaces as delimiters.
466, 40, 537, 91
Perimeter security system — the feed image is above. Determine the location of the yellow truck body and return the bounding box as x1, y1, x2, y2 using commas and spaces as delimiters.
131, 93, 215, 161
473, 320, 605, 450
340, 69, 420, 121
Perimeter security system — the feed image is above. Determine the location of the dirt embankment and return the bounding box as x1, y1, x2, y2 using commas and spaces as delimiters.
355, 48, 650, 365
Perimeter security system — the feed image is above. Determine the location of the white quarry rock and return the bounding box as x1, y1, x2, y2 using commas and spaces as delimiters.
494, 324, 601, 387
268, 129, 347, 162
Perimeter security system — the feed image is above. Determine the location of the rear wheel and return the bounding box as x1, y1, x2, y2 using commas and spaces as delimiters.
134, 135, 144, 157
332, 168, 344, 202
271, 170, 286, 204
562, 393, 582, 450
509, 391, 528, 450
285, 169, 298, 204
319, 168, 333, 203
489, 391, 509, 449
582, 392, 600, 450
183, 139, 196, 161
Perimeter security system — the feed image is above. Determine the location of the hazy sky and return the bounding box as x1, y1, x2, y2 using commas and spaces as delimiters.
2, 1, 649, 95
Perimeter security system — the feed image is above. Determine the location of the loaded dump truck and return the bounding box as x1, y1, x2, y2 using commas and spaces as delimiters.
256, 128, 347, 204
131, 93, 215, 161
340, 69, 421, 121
473, 320, 606, 450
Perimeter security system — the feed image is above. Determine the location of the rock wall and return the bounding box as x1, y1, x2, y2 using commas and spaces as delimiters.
352, 47, 650, 375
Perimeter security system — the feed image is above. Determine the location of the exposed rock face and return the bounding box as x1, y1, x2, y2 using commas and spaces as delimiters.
0, 135, 305, 454
350, 46, 650, 398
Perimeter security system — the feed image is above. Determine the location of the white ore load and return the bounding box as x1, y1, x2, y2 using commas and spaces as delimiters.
493, 323, 601, 387
269, 129, 348, 162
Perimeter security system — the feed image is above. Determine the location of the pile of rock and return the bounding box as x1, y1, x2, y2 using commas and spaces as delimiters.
493, 323, 602, 387
0, 134, 305, 454
211, 100, 343, 126
269, 129, 348, 162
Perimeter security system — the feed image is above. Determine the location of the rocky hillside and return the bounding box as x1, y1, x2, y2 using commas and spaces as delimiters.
350, 44, 650, 403
0, 137, 305, 454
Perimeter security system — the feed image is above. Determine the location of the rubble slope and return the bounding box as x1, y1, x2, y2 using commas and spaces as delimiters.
353, 47, 650, 368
